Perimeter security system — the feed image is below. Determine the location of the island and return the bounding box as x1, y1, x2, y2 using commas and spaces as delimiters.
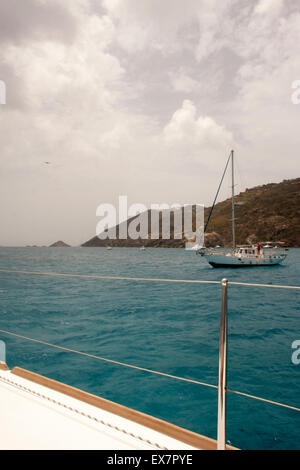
49, 241, 71, 247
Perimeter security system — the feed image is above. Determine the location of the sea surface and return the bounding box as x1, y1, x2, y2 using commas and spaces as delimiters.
0, 246, 299, 450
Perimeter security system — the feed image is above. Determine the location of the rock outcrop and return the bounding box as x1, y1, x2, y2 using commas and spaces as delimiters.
49, 241, 70, 247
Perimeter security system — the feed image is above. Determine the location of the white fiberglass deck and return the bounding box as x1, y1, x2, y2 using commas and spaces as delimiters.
0, 365, 214, 450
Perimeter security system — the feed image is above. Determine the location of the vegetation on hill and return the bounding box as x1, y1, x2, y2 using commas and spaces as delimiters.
82, 178, 300, 248
207, 178, 300, 247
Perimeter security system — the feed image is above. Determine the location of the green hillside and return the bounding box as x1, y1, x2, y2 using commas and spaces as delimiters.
82, 178, 300, 248
207, 178, 300, 247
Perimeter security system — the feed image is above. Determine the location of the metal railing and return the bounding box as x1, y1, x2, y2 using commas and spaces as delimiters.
0, 268, 299, 450
218, 279, 228, 450
217, 277, 300, 449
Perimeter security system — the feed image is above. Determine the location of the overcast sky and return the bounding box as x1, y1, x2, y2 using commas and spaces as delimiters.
0, 0, 299, 246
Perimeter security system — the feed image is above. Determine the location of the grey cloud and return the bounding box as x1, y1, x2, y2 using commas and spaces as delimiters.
0, 0, 299, 246
0, 1, 80, 110
0, 0, 77, 45
0, 61, 27, 109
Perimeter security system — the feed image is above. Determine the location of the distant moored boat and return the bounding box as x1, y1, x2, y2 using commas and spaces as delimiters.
198, 150, 287, 268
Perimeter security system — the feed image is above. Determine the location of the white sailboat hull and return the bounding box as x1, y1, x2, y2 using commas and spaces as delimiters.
204, 253, 286, 268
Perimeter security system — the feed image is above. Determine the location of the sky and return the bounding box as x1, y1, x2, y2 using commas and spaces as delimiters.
0, 0, 299, 246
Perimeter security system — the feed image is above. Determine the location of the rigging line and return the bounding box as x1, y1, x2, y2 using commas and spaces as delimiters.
227, 388, 300, 413
228, 281, 300, 290
0, 329, 218, 390
0, 269, 299, 289
0, 269, 221, 285
1, 329, 299, 413
204, 150, 232, 234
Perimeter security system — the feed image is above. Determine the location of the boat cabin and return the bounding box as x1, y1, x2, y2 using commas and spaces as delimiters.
236, 247, 257, 256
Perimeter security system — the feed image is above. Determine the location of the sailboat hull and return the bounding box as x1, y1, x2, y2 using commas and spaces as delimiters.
205, 253, 286, 268
209, 261, 283, 268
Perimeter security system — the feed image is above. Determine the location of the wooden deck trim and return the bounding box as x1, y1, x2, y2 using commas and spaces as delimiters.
11, 367, 237, 450
0, 362, 9, 371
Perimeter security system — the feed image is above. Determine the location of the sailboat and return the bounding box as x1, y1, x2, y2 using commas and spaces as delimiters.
199, 150, 287, 268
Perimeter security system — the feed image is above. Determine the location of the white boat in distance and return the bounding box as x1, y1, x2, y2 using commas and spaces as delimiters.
198, 150, 287, 268
201, 246, 286, 268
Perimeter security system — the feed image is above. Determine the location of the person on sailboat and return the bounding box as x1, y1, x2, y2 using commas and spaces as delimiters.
257, 243, 261, 255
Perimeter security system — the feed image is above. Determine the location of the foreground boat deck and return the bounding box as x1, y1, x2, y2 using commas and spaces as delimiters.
0, 363, 229, 450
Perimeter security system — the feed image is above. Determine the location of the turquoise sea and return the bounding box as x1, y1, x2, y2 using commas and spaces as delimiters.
0, 247, 299, 450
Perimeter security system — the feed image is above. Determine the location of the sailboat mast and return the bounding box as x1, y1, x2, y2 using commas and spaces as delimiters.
231, 150, 236, 250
